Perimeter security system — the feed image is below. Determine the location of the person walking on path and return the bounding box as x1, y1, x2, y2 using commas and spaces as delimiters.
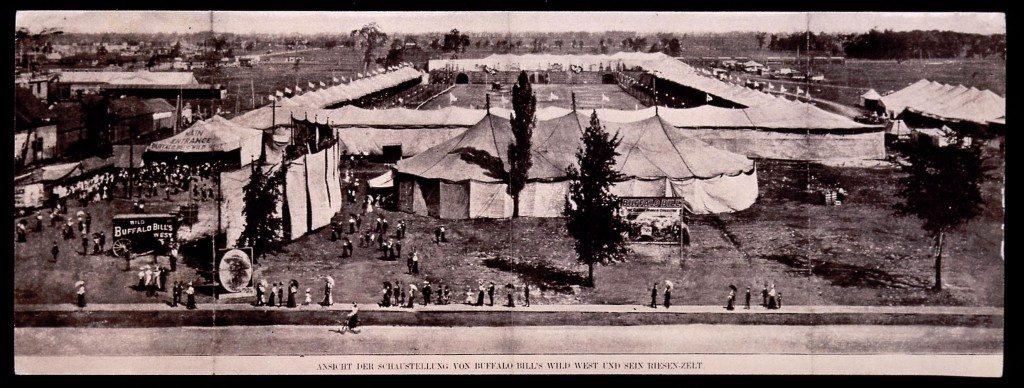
75, 280, 86, 308
321, 277, 335, 306
411, 251, 420, 274
422, 282, 432, 305
255, 281, 265, 306
777, 291, 783, 309
487, 282, 495, 306
524, 283, 531, 307
81, 234, 90, 256
50, 241, 59, 262
745, 287, 752, 309
144, 267, 155, 297
407, 284, 418, 308
649, 283, 658, 308
185, 282, 197, 309
465, 286, 475, 305
663, 281, 673, 309
276, 282, 284, 307
172, 281, 181, 307
380, 283, 392, 307
476, 284, 486, 306
348, 214, 357, 234
287, 280, 298, 308
767, 284, 778, 309
761, 284, 769, 307
505, 283, 516, 307
304, 288, 312, 306
726, 285, 736, 310
269, 282, 278, 307
344, 304, 360, 334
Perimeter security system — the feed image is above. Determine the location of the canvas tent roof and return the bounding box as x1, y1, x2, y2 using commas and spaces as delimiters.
429, 52, 780, 108
880, 79, 1005, 124
860, 89, 882, 101
368, 170, 394, 188
148, 115, 262, 156
56, 70, 199, 85
396, 111, 754, 184
274, 66, 422, 109
315, 102, 875, 132
888, 120, 912, 136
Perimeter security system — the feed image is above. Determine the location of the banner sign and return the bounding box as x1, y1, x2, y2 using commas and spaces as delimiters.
621, 197, 684, 244
14, 183, 46, 208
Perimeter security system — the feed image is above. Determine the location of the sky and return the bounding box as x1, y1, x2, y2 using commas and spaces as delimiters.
16, 11, 1006, 36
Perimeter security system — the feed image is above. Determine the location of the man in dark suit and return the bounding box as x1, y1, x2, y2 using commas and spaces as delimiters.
650, 283, 658, 308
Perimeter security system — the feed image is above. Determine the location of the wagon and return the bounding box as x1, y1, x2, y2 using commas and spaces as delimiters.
110, 213, 179, 258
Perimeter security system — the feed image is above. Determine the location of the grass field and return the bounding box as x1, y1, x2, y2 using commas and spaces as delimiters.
418, 84, 643, 111
730, 59, 1005, 107
15, 154, 1002, 308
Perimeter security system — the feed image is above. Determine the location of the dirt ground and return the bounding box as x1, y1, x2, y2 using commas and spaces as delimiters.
14, 154, 1004, 308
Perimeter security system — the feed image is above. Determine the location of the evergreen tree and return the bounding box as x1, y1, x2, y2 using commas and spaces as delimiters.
507, 70, 535, 218
895, 136, 989, 290
564, 111, 628, 287
236, 162, 286, 264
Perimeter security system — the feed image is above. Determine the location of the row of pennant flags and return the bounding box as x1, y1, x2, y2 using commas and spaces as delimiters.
696, 67, 812, 96
447, 91, 614, 105
267, 63, 413, 101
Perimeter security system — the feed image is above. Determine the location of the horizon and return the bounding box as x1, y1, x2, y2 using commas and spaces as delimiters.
16, 11, 1006, 36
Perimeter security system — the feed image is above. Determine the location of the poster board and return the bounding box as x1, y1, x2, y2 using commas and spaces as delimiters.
620, 197, 685, 244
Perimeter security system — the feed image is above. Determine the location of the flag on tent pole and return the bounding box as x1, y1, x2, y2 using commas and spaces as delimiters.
275, 90, 284, 98
796, 86, 804, 95
780, 85, 787, 93
448, 93, 458, 104
319, 81, 327, 88
706, 93, 713, 102
548, 92, 559, 101
601, 94, 610, 102
308, 81, 316, 89
357, 72, 364, 78
332, 77, 339, 84
268, 95, 276, 101
295, 85, 303, 93
342, 76, 348, 82
768, 82, 774, 90
284, 87, 292, 94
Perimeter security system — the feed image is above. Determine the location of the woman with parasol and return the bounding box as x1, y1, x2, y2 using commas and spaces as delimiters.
321, 276, 335, 306
663, 280, 673, 309
343, 304, 360, 334
726, 285, 737, 310
75, 280, 86, 308
287, 279, 298, 308
767, 284, 778, 309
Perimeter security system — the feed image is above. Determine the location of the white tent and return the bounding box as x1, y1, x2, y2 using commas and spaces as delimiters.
147, 115, 263, 164
395, 111, 758, 218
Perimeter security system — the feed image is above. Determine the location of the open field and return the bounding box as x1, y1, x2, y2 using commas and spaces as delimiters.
730, 59, 1005, 107
418, 84, 643, 111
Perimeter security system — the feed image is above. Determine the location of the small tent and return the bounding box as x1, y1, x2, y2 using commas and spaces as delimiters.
860, 89, 883, 111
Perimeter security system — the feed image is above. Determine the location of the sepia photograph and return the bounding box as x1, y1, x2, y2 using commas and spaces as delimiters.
11, 9, 1005, 376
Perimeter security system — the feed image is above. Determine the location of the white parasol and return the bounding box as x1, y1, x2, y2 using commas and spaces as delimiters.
664, 280, 674, 290
325, 276, 335, 286
74, 280, 85, 288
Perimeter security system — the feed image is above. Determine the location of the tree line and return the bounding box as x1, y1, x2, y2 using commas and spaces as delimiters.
765, 29, 1005, 60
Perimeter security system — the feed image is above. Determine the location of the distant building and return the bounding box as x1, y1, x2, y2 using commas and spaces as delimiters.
108, 97, 177, 144
52, 70, 203, 100
15, 72, 57, 100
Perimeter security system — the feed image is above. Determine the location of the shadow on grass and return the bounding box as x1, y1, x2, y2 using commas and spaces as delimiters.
482, 256, 587, 294
762, 253, 930, 289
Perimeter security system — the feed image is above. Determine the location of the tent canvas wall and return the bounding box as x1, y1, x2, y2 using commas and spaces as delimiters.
395, 111, 759, 219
